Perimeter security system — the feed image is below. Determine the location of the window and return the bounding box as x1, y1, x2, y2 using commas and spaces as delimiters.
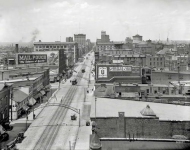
46, 46, 49, 48
168, 75, 172, 79
150, 62, 152, 66
57, 46, 60, 48
150, 58, 151, 61
180, 75, 183, 79
53, 46, 56, 48
35, 46, 38, 48
50, 46, 52, 48
61, 46, 63, 48
160, 58, 162, 61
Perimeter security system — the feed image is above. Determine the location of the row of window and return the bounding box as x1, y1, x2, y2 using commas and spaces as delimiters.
150, 62, 163, 66
150, 57, 163, 61
102, 51, 134, 55
35, 45, 74, 49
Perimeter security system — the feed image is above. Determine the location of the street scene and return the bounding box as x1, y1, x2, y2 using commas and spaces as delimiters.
1, 0, 190, 150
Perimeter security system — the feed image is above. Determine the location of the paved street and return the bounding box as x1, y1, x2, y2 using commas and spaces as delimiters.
16, 52, 94, 150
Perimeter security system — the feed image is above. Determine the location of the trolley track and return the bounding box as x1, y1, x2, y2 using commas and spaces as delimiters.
33, 66, 86, 150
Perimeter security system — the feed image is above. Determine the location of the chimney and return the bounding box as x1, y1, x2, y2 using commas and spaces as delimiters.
15, 44, 19, 53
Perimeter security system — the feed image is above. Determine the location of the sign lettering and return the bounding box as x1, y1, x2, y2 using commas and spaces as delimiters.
109, 67, 131, 72
17, 54, 47, 64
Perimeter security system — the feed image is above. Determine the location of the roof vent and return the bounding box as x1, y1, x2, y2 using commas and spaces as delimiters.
140, 105, 156, 116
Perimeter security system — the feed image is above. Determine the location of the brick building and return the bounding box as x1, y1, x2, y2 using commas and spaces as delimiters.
90, 98, 190, 139
145, 54, 165, 69
0, 83, 12, 124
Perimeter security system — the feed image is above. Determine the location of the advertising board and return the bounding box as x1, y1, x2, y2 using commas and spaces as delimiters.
109, 66, 131, 72
17, 54, 47, 64
98, 67, 107, 78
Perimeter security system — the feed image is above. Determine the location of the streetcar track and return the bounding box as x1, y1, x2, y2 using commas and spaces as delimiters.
33, 66, 86, 150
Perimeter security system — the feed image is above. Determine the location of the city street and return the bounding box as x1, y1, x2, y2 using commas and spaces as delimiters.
16, 52, 94, 150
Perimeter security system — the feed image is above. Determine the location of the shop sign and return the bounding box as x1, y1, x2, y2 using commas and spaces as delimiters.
109, 66, 131, 72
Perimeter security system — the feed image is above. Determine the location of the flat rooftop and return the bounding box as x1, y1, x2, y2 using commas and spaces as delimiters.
90, 98, 190, 121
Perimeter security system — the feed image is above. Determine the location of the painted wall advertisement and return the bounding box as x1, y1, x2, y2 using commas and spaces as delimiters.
17, 53, 47, 64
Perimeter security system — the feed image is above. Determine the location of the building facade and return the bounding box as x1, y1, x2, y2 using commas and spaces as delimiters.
0, 83, 12, 124
66, 37, 73, 42
145, 54, 165, 69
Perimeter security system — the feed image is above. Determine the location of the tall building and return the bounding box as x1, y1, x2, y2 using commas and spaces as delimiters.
101, 31, 110, 43
74, 34, 86, 46
66, 37, 73, 42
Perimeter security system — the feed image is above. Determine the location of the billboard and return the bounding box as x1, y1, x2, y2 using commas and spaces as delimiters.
98, 67, 107, 78
17, 53, 47, 64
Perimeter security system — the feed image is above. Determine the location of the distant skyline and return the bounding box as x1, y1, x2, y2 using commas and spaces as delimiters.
0, 0, 190, 42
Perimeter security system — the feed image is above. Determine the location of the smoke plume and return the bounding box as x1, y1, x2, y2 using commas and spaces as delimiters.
31, 29, 40, 42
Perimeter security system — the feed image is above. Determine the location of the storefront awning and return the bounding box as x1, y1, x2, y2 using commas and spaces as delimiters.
28, 97, 36, 106
23, 105, 29, 111
43, 96, 48, 101
33, 92, 42, 99
45, 85, 51, 89
40, 90, 46, 95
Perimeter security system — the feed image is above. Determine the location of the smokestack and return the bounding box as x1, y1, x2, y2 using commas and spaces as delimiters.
15, 44, 19, 53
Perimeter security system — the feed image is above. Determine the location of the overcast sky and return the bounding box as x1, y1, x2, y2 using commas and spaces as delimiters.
0, 0, 190, 42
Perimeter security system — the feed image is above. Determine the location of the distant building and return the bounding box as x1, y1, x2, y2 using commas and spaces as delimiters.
74, 34, 86, 46
101, 31, 110, 43
132, 34, 143, 43
66, 37, 73, 42
145, 54, 165, 69
125, 37, 133, 43
96, 31, 110, 43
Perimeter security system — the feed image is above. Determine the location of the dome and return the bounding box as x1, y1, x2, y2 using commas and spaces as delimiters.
140, 105, 156, 116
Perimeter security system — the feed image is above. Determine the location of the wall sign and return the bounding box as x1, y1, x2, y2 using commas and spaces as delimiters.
17, 54, 47, 64
98, 67, 107, 78
109, 66, 131, 72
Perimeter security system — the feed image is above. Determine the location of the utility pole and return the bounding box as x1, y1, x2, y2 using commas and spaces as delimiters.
95, 97, 97, 121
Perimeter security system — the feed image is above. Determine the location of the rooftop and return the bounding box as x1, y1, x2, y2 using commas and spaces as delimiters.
13, 89, 28, 103
33, 42, 77, 45
90, 98, 190, 121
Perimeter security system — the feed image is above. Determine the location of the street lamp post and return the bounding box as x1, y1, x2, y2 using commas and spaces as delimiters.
25, 110, 28, 131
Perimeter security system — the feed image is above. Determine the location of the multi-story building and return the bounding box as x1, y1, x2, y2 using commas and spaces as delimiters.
33, 41, 79, 64
101, 31, 110, 43
66, 37, 73, 42
74, 34, 86, 46
145, 54, 165, 69
0, 83, 12, 124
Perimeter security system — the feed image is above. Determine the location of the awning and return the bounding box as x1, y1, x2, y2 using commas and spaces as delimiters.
28, 97, 36, 106
33, 92, 42, 99
43, 96, 48, 101
23, 105, 29, 111
45, 85, 51, 89
40, 90, 46, 95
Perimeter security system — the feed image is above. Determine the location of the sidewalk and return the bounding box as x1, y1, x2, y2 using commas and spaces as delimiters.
74, 75, 95, 150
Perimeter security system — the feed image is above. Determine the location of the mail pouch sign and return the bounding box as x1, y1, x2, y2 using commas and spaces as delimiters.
17, 54, 47, 64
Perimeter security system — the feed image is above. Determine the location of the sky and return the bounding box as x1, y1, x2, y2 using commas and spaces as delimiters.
0, 0, 190, 42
